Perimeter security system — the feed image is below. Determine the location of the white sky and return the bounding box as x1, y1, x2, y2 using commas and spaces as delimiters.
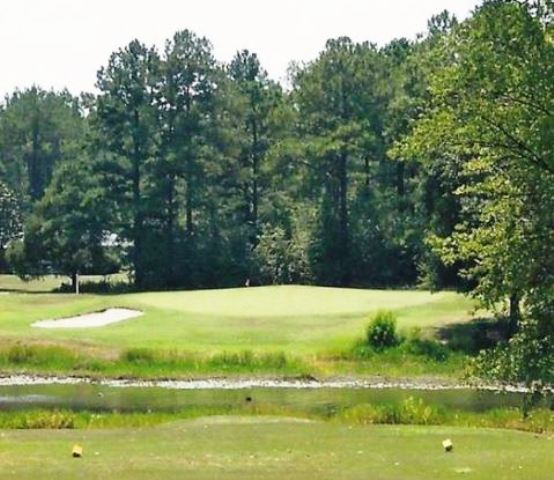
0, 0, 480, 96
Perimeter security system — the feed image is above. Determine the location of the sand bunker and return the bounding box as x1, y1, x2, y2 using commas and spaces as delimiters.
32, 308, 143, 329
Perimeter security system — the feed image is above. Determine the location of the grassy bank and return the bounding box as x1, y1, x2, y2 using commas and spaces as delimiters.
0, 278, 478, 378
0, 417, 552, 479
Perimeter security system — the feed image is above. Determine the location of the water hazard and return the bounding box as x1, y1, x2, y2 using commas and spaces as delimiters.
0, 382, 532, 414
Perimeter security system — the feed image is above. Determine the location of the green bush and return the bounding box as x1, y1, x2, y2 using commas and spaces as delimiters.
366, 311, 400, 350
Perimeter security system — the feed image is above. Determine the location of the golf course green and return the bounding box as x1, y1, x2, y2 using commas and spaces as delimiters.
0, 276, 474, 354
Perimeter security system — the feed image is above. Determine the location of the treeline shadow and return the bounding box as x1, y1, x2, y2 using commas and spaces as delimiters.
437, 317, 513, 355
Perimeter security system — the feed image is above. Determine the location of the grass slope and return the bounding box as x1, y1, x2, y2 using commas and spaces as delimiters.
0, 418, 551, 479
0, 283, 475, 354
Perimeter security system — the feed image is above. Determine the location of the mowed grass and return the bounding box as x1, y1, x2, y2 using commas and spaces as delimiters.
0, 274, 127, 293
0, 417, 551, 480
0, 278, 475, 354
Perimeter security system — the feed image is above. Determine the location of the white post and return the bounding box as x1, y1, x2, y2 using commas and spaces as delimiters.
75, 273, 80, 295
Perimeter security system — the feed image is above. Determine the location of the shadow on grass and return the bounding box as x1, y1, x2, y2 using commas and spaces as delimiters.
0, 282, 133, 296
0, 288, 54, 295
437, 317, 513, 355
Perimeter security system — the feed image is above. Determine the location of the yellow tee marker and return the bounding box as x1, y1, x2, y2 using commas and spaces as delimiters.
72, 445, 83, 458
442, 439, 453, 452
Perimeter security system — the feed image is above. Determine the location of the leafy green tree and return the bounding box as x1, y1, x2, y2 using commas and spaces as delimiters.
385, 15, 463, 290
400, 0, 554, 382
0, 181, 21, 271
291, 37, 387, 285
7, 159, 118, 289
253, 205, 314, 285
0, 87, 84, 206
94, 40, 160, 288
228, 50, 283, 247
156, 30, 219, 286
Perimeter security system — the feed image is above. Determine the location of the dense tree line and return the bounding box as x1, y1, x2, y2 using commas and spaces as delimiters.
0, 1, 553, 383
1, 22, 455, 290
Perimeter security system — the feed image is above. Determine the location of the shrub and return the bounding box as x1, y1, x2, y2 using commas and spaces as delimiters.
366, 311, 400, 350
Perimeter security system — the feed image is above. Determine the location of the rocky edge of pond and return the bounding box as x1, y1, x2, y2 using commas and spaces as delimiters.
0, 374, 550, 393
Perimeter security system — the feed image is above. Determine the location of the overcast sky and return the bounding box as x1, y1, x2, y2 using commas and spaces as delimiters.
0, 0, 480, 97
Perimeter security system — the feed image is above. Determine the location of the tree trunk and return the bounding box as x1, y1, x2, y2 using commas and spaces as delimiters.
251, 119, 260, 247
71, 272, 79, 295
185, 163, 193, 234
338, 150, 350, 286
166, 173, 176, 287
132, 109, 144, 289
29, 118, 41, 201
397, 161, 405, 197
184, 94, 194, 236
163, 108, 178, 287
509, 293, 521, 334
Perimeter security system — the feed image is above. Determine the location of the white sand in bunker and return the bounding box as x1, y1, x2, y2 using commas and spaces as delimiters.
31, 308, 143, 329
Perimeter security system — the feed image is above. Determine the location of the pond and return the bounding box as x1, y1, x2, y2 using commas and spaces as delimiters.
0, 383, 535, 415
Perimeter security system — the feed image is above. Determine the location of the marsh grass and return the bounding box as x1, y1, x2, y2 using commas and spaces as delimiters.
0, 405, 312, 430
0, 343, 80, 368
0, 410, 76, 429
0, 343, 310, 377
1, 398, 551, 433
336, 397, 553, 433
338, 397, 440, 425
0, 342, 468, 378
120, 348, 303, 374
0, 340, 467, 378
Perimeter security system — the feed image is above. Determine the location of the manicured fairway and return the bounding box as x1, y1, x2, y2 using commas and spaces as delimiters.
0, 417, 551, 479
0, 281, 475, 353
